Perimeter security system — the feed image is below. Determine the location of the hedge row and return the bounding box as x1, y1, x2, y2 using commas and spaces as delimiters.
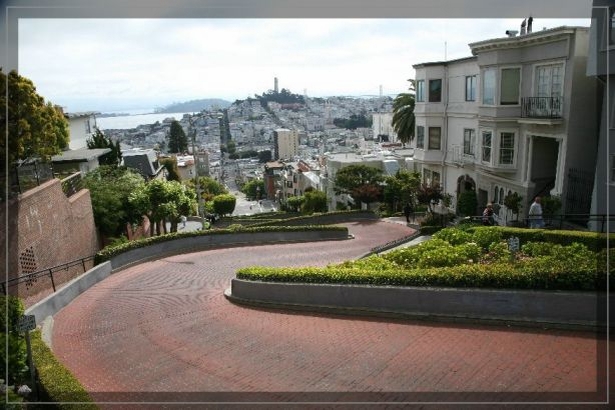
464, 226, 612, 251
30, 330, 97, 409
94, 225, 348, 264
237, 257, 609, 291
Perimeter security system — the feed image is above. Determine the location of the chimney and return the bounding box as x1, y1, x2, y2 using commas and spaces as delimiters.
527, 16, 533, 33
520, 18, 527, 35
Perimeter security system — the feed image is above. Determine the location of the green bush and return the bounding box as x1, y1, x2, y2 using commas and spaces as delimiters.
236, 260, 605, 290
471, 227, 503, 250
0, 296, 27, 386
457, 190, 478, 216
95, 225, 348, 263
237, 226, 611, 291
30, 330, 97, 408
433, 227, 472, 245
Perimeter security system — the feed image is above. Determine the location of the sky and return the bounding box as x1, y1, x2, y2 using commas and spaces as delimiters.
12, 1, 593, 113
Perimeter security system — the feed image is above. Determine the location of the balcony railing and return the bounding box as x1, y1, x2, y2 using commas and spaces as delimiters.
521, 96, 562, 119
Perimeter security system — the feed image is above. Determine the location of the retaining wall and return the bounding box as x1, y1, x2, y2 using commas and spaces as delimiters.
24, 229, 348, 321
227, 279, 607, 329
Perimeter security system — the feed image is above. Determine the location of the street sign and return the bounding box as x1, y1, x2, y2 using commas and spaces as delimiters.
17, 315, 36, 332
507, 237, 520, 253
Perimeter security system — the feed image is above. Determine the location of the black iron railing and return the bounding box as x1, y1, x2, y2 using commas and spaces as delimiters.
2, 255, 95, 295
60, 172, 84, 198
521, 97, 562, 119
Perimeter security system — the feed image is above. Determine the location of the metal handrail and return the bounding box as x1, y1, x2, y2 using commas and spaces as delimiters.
2, 255, 96, 295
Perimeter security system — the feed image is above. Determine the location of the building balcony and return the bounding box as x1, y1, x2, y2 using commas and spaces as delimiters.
520, 97, 563, 120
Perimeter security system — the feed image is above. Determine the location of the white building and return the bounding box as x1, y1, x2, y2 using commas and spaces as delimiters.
273, 128, 299, 160
412, 25, 598, 224
372, 112, 397, 143
66, 112, 99, 150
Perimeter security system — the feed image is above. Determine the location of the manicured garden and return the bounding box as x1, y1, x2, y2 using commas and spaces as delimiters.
237, 226, 613, 291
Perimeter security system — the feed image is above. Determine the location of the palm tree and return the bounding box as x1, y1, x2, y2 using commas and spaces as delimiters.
391, 79, 416, 146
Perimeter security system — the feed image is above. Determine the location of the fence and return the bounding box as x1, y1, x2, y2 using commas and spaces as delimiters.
2, 255, 95, 307
60, 172, 84, 198
3, 161, 55, 200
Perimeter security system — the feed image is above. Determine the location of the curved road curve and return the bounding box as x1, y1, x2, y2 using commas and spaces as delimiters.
51, 220, 602, 405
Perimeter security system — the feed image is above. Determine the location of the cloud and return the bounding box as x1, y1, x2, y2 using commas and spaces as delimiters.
17, 17, 590, 112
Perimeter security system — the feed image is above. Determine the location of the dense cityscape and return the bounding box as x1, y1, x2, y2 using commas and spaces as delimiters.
2, 2, 613, 407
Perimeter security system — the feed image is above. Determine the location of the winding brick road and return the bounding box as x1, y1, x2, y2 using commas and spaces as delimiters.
50, 221, 609, 407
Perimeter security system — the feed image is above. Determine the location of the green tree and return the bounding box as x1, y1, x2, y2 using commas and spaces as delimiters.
302, 190, 327, 214
416, 183, 444, 214
0, 296, 27, 386
129, 179, 196, 235
185, 176, 227, 202
241, 179, 265, 201
286, 195, 304, 212
1, 69, 69, 168
167, 120, 188, 153
334, 164, 384, 207
212, 193, 236, 216
160, 157, 181, 181
383, 169, 421, 212
391, 80, 416, 145
86, 126, 122, 167
83, 166, 145, 238
457, 190, 478, 216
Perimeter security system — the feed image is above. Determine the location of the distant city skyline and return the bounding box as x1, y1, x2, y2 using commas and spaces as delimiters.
11, 1, 592, 113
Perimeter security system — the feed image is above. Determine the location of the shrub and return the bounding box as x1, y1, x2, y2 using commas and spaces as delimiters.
30, 330, 97, 408
471, 227, 503, 250
433, 227, 472, 245
457, 190, 477, 216
484, 241, 512, 263
0, 296, 27, 386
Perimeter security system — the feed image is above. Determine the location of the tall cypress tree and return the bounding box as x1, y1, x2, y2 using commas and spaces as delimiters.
168, 120, 188, 153
87, 127, 122, 166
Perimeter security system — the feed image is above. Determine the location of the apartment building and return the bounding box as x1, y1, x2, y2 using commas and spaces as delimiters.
372, 112, 397, 143
412, 25, 598, 223
66, 111, 98, 150
273, 128, 299, 160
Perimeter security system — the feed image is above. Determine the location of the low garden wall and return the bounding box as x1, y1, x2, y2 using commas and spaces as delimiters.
24, 229, 349, 322
108, 229, 349, 271
227, 279, 606, 330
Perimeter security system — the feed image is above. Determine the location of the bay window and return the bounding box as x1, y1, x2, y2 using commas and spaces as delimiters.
481, 130, 492, 162
416, 126, 425, 149
428, 127, 441, 150
500, 68, 520, 105
499, 132, 515, 165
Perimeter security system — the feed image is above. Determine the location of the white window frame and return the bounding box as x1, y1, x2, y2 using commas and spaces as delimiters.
498, 131, 517, 166
481, 129, 493, 164
482, 68, 496, 105
465, 75, 476, 102
463, 128, 475, 156
428, 79, 442, 103
416, 80, 425, 102
499, 66, 521, 106
423, 168, 432, 184
428, 127, 441, 150
416, 125, 425, 149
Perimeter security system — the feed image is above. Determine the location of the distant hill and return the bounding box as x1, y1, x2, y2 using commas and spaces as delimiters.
155, 98, 232, 113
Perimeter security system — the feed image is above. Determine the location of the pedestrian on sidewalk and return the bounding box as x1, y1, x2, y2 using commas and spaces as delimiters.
180, 215, 187, 228
403, 202, 414, 223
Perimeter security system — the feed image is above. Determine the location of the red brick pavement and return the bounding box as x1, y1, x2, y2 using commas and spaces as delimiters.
50, 221, 610, 407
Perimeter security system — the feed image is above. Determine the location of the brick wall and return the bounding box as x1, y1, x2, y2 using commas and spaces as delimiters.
1, 179, 100, 304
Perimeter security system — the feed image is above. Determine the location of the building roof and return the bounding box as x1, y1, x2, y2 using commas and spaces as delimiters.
412, 55, 477, 69
65, 111, 100, 119
51, 147, 111, 163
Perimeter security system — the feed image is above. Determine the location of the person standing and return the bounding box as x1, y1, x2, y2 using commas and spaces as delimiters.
482, 203, 494, 225
528, 196, 544, 228
403, 202, 414, 223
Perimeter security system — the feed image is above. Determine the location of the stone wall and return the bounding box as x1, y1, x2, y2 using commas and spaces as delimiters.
1, 179, 100, 303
